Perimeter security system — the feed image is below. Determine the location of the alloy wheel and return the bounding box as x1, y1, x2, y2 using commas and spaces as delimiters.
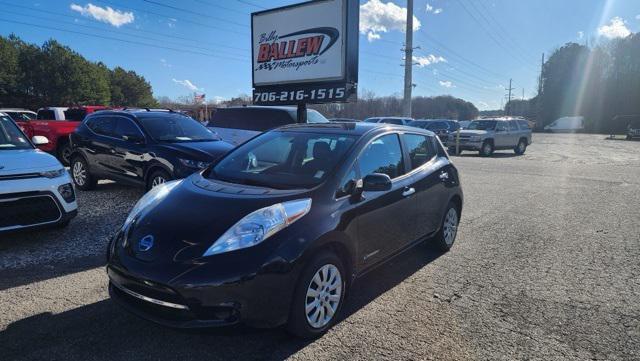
443, 208, 458, 246
72, 161, 86, 186
305, 264, 342, 329
151, 176, 166, 188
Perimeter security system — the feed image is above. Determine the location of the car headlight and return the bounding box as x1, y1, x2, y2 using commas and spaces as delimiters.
40, 168, 66, 178
203, 198, 312, 257
179, 158, 211, 169
469, 135, 481, 142
122, 180, 181, 229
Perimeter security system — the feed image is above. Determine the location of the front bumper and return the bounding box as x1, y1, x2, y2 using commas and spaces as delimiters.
445, 139, 483, 150
0, 172, 78, 232
107, 240, 300, 329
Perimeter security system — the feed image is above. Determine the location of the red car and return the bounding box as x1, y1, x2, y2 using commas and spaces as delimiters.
16, 106, 108, 165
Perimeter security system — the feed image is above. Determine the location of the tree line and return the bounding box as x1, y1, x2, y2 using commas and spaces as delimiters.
0, 34, 157, 109
507, 32, 640, 133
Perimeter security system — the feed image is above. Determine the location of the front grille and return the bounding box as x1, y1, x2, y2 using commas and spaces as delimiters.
0, 173, 41, 181
0, 195, 61, 229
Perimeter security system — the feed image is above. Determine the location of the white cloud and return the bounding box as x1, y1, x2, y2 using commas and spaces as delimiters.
360, 0, 421, 42
426, 3, 443, 14
412, 54, 446, 67
477, 101, 490, 109
597, 17, 631, 39
70, 3, 134, 28
439, 80, 454, 88
577, 31, 584, 39
636, 14, 640, 20
167, 18, 177, 28
160, 59, 172, 68
172, 79, 201, 92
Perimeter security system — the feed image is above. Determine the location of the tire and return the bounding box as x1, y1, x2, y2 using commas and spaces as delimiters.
479, 140, 494, 157
514, 138, 527, 155
627, 135, 633, 140
71, 156, 97, 191
287, 251, 347, 339
146, 169, 171, 191
433, 202, 460, 252
57, 141, 73, 166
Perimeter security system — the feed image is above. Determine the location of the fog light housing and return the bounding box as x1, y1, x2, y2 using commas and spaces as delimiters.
58, 183, 76, 203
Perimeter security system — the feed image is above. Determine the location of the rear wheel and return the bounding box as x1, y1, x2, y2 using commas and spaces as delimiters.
146, 169, 171, 191
58, 142, 73, 166
514, 139, 527, 155
287, 251, 346, 339
433, 202, 460, 251
479, 140, 494, 157
71, 156, 97, 191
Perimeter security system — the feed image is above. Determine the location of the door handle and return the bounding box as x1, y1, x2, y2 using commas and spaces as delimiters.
402, 187, 415, 197
439, 172, 449, 181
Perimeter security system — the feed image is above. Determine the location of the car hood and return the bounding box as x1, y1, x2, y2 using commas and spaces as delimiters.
457, 130, 489, 136
160, 140, 234, 160
0, 149, 62, 175
122, 174, 309, 271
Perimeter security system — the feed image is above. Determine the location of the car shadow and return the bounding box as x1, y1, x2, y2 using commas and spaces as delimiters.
0, 244, 444, 361
454, 152, 520, 158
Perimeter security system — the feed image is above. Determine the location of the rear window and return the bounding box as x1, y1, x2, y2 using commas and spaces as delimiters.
64, 109, 87, 122
211, 108, 294, 131
517, 120, 530, 129
381, 118, 404, 125
37, 110, 55, 120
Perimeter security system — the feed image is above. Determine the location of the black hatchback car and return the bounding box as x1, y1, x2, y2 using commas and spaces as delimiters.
106, 122, 463, 338
69, 109, 234, 191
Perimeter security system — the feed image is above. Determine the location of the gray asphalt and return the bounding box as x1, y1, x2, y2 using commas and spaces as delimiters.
1, 133, 639, 360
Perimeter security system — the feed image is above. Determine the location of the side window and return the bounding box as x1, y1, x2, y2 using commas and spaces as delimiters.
518, 120, 530, 129
404, 134, 436, 170
496, 122, 507, 132
509, 120, 518, 131
89, 116, 116, 137
37, 110, 55, 120
358, 134, 405, 179
336, 166, 357, 198
114, 118, 144, 139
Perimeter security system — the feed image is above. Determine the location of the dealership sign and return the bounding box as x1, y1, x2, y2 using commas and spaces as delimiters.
251, 0, 359, 105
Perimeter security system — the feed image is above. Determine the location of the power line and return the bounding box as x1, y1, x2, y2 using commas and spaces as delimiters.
142, 0, 247, 27
236, 0, 267, 10
1, 8, 248, 59
456, 0, 537, 71
95, 0, 248, 36
0, 18, 250, 62
191, 0, 249, 15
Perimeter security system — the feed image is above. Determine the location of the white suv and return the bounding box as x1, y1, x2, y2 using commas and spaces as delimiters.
0, 113, 77, 232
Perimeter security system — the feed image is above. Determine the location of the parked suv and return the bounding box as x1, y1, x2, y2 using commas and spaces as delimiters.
446, 118, 532, 156
0, 113, 77, 232
14, 105, 108, 165
69, 109, 234, 191
208, 106, 329, 146
0, 108, 37, 122
409, 119, 460, 140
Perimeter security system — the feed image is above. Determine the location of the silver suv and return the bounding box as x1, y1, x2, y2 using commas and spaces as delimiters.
446, 118, 532, 156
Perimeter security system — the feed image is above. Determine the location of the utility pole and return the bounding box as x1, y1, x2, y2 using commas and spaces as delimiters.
538, 53, 545, 95
403, 0, 414, 118
505, 78, 514, 115
522, 88, 525, 100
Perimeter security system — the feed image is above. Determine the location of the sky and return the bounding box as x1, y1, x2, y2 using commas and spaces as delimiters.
1, 0, 639, 110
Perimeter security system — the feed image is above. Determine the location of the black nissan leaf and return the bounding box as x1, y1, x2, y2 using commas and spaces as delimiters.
106, 122, 463, 338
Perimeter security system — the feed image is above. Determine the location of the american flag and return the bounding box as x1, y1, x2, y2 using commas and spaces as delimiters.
194, 93, 206, 103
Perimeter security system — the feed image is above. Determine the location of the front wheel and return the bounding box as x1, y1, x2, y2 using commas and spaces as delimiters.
71, 157, 97, 191
514, 139, 527, 155
479, 141, 494, 157
146, 169, 171, 191
287, 251, 346, 339
433, 202, 460, 251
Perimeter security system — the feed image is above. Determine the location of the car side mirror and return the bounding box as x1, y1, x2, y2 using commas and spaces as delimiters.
123, 134, 145, 144
362, 173, 392, 192
32, 136, 49, 145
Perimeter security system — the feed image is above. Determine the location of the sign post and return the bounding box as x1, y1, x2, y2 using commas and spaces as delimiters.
251, 0, 359, 122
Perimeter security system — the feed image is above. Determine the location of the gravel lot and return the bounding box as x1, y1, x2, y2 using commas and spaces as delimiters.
1, 133, 639, 360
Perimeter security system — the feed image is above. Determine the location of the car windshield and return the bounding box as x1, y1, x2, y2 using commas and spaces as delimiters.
0, 116, 32, 150
425, 122, 448, 130
208, 131, 357, 189
364, 118, 380, 123
408, 121, 427, 128
139, 114, 219, 142
467, 120, 497, 130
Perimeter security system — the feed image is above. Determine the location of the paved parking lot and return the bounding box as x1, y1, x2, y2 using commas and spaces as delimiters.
1, 133, 639, 360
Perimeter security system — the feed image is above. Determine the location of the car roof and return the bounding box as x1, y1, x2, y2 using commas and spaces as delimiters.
222, 106, 300, 112
38, 107, 68, 111
85, 109, 189, 119
277, 121, 434, 137
0, 108, 35, 112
